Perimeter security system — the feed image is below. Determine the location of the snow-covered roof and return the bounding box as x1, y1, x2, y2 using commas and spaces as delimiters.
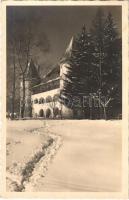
60, 36, 75, 64
41, 63, 60, 84
32, 77, 60, 88
65, 36, 74, 56
25, 59, 40, 79
32, 36, 75, 91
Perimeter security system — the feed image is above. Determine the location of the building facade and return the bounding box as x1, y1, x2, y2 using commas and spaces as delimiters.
20, 38, 77, 119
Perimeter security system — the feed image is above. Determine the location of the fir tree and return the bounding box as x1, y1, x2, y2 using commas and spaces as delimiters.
102, 12, 122, 119
90, 8, 105, 91
60, 26, 92, 116
89, 8, 105, 119
60, 10, 121, 120
90, 10, 122, 119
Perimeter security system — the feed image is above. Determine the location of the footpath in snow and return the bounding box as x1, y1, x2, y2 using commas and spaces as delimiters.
6, 120, 121, 192
6, 120, 62, 191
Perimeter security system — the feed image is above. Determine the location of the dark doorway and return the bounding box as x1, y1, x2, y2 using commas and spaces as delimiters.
39, 109, 44, 117
46, 108, 51, 118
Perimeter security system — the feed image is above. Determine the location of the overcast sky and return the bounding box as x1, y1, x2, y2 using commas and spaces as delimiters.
7, 6, 122, 75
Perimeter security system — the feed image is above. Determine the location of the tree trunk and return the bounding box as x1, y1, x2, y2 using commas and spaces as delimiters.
99, 48, 102, 90
20, 75, 25, 118
90, 107, 92, 119
60, 103, 63, 119
11, 54, 16, 119
103, 106, 107, 120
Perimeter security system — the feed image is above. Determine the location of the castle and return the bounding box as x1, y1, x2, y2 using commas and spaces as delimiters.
20, 37, 83, 119
19, 33, 122, 120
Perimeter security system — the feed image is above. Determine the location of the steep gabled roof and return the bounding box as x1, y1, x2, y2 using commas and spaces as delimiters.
41, 63, 60, 83
40, 37, 75, 83
65, 36, 74, 57
32, 36, 76, 87
60, 36, 75, 64
25, 59, 40, 79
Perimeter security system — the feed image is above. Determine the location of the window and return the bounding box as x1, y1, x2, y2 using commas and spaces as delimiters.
53, 94, 59, 102
53, 107, 60, 117
46, 96, 52, 103
34, 98, 38, 104
39, 97, 45, 104
46, 108, 51, 118
39, 109, 44, 117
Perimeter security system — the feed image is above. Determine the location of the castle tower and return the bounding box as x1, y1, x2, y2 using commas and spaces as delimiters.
59, 37, 75, 118
59, 36, 85, 119
20, 59, 40, 118
60, 36, 74, 89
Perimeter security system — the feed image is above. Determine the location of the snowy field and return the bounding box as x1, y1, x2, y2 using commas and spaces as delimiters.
6, 119, 122, 192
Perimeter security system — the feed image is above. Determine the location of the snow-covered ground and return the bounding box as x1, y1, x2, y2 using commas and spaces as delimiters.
6, 119, 122, 192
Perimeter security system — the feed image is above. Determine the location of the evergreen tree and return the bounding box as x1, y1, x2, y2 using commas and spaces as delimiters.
60, 10, 121, 120
103, 12, 119, 91
60, 26, 92, 116
90, 10, 122, 119
102, 12, 122, 118
90, 8, 105, 91
89, 8, 105, 119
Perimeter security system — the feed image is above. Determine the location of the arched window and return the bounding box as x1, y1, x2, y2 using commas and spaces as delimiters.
39, 97, 45, 104
34, 98, 38, 104
53, 94, 59, 102
46, 108, 51, 118
46, 96, 52, 103
39, 109, 44, 117
53, 107, 60, 118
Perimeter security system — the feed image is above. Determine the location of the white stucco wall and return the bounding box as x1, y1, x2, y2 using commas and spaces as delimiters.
31, 88, 61, 118
31, 87, 73, 119
31, 63, 74, 119
32, 88, 60, 100
60, 63, 70, 90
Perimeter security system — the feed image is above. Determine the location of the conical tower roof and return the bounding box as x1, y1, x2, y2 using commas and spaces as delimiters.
25, 59, 40, 79
65, 36, 74, 57
60, 36, 75, 64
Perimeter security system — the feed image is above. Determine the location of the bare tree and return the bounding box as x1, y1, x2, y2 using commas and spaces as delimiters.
7, 8, 50, 118
48, 94, 61, 119
90, 90, 114, 120
7, 15, 17, 119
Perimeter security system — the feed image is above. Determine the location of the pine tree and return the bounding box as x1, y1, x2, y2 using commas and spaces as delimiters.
60, 26, 92, 116
90, 10, 122, 119
60, 10, 121, 120
89, 8, 105, 119
90, 8, 105, 91
102, 12, 122, 119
